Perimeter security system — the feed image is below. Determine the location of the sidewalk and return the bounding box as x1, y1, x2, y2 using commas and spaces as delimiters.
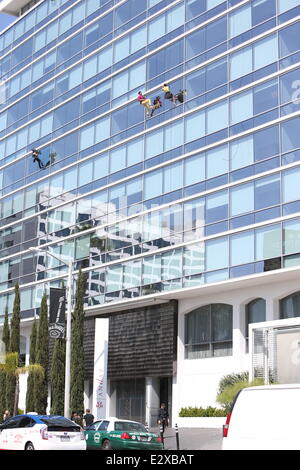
151, 427, 223, 450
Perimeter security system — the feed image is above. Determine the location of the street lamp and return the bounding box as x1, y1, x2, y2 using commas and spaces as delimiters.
29, 246, 73, 418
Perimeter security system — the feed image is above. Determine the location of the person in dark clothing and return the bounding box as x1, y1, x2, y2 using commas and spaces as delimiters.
151, 96, 162, 117
83, 409, 94, 428
173, 89, 187, 105
32, 148, 44, 169
157, 403, 169, 433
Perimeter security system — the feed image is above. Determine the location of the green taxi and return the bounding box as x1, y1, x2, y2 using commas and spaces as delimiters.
84, 417, 163, 450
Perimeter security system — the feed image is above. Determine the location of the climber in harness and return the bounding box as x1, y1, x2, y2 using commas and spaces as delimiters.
173, 89, 187, 105
32, 148, 44, 169
162, 83, 174, 101
137, 91, 152, 116
32, 148, 57, 169
150, 96, 162, 117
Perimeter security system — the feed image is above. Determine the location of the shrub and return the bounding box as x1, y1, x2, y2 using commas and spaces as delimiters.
216, 378, 264, 414
217, 371, 249, 395
179, 406, 227, 417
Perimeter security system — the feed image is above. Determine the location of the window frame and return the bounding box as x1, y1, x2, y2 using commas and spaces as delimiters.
184, 303, 233, 359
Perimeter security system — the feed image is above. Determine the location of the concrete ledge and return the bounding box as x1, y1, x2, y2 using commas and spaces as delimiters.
0, 0, 30, 16
175, 417, 226, 428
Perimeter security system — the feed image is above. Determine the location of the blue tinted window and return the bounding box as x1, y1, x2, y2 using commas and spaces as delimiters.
115, 0, 146, 28
282, 117, 300, 152
186, 69, 206, 98
144, 169, 163, 199
231, 183, 254, 216
148, 40, 183, 79
206, 191, 228, 223
186, 17, 227, 59
253, 80, 278, 114
278, 0, 300, 14
53, 97, 80, 130
255, 175, 280, 210
206, 16, 227, 50
282, 167, 300, 203
206, 58, 228, 90
186, 0, 205, 20
254, 126, 279, 161
280, 67, 300, 104
252, 0, 276, 26
186, 28, 205, 59
279, 22, 300, 57
229, 4, 251, 39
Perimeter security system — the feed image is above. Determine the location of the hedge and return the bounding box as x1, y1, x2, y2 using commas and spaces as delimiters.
179, 406, 227, 417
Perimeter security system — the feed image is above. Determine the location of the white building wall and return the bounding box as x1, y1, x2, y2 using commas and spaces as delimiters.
173, 274, 300, 422
18, 323, 32, 413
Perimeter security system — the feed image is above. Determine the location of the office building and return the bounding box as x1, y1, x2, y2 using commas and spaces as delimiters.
0, 0, 300, 424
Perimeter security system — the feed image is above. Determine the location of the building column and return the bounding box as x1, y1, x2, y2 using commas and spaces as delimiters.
267, 296, 278, 321
232, 301, 246, 367
145, 377, 160, 428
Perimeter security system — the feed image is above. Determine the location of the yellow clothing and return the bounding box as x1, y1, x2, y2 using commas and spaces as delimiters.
141, 98, 151, 115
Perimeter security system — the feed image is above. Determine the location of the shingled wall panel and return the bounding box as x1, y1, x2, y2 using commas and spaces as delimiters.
81, 300, 178, 381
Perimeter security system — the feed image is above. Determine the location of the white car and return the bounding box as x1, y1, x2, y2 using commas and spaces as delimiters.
0, 414, 86, 450
222, 384, 300, 450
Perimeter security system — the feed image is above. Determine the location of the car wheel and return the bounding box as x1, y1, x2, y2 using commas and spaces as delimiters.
102, 439, 112, 450
25, 442, 35, 450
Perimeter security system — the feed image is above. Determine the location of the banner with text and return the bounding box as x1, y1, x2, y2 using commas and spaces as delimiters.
49, 287, 66, 339
93, 318, 109, 420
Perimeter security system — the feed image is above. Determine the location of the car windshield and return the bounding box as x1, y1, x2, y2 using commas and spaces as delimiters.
40, 416, 80, 431
114, 421, 148, 432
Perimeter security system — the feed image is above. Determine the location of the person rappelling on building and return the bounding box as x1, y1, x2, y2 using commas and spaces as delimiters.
137, 91, 152, 116
32, 148, 44, 169
162, 83, 174, 102
150, 96, 162, 117
173, 89, 187, 106
32, 148, 57, 169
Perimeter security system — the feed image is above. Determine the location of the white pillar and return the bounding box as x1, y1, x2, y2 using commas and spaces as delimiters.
145, 377, 160, 427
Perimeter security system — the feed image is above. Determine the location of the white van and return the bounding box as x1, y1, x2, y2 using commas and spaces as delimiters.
222, 384, 300, 450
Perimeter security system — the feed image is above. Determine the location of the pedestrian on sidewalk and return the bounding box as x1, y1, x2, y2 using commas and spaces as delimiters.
83, 409, 94, 428
157, 403, 169, 433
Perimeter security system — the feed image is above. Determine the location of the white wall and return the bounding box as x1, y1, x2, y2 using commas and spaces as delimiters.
18, 324, 32, 413
173, 275, 300, 422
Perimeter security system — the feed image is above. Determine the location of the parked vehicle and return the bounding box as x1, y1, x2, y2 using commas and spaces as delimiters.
222, 384, 300, 450
84, 417, 163, 450
0, 414, 86, 450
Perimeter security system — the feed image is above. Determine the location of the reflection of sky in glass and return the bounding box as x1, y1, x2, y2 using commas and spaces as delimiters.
0, 13, 14, 33
0, 80, 6, 104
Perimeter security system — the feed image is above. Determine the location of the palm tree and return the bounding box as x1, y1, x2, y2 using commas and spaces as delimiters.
0, 352, 44, 416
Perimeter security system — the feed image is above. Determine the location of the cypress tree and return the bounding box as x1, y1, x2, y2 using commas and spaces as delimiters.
10, 283, 20, 356
2, 307, 10, 353
6, 284, 20, 414
25, 320, 37, 412
34, 294, 49, 414
50, 338, 66, 415
70, 269, 86, 417
0, 307, 10, 416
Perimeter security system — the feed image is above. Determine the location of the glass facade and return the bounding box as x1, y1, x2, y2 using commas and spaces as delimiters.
1, 0, 300, 321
